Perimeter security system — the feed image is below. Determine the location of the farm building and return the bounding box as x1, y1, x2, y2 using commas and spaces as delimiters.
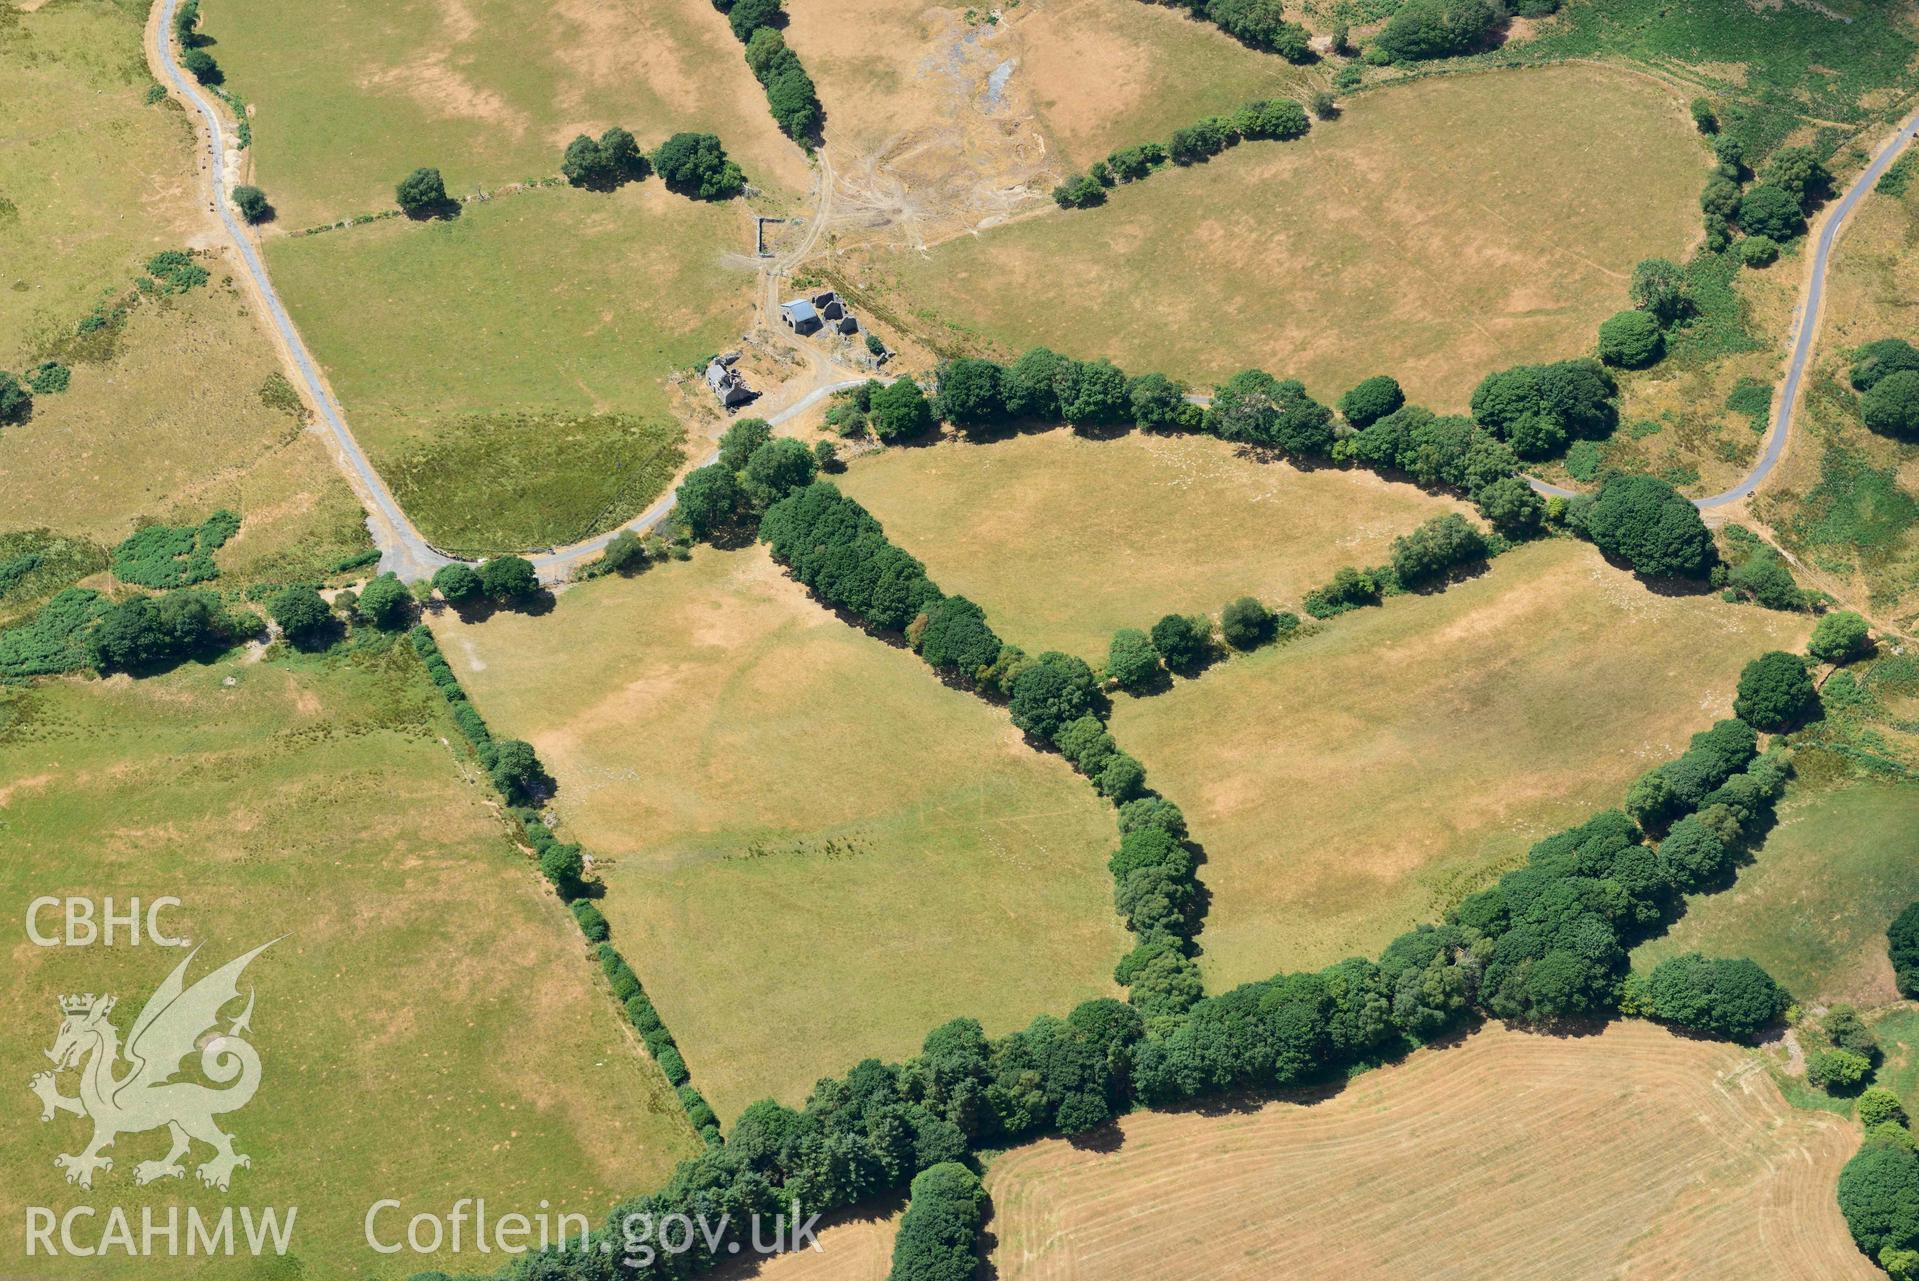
781, 290, 860, 337
705, 353, 754, 408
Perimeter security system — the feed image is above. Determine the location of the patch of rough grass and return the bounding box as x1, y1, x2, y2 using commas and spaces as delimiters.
0, 648, 698, 1280
432, 547, 1126, 1121
1109, 539, 1809, 988
391, 411, 685, 557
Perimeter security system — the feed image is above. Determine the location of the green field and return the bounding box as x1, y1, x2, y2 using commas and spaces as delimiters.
1637, 779, 1919, 1008
265, 184, 750, 553
1109, 539, 1809, 988
0, 646, 698, 1278
863, 64, 1706, 409
210, 0, 812, 226
433, 547, 1127, 1121
0, 0, 371, 582
836, 428, 1465, 661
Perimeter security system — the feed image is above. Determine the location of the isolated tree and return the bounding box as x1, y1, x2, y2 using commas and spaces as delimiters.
886, 1163, 985, 1281
0, 371, 31, 425
1150, 613, 1211, 670
1338, 375, 1404, 428
1629, 258, 1690, 324
935, 358, 1005, 428
740, 437, 817, 508
1864, 370, 1919, 437
870, 378, 933, 441
269, 585, 331, 646
432, 562, 482, 605
1740, 234, 1779, 267
182, 48, 222, 85
651, 133, 745, 200
231, 184, 272, 223
599, 126, 646, 179
1220, 596, 1276, 650
1808, 610, 1871, 664
718, 418, 773, 472
727, 0, 782, 41
1105, 628, 1161, 692
1127, 371, 1188, 429
674, 464, 743, 540
357, 572, 411, 629
1738, 183, 1805, 240
1733, 650, 1818, 730
1759, 145, 1830, 206
478, 554, 538, 601
1008, 651, 1098, 740
1598, 309, 1664, 368
1852, 338, 1919, 392
1838, 1143, 1919, 1261
1373, 0, 1497, 61
1580, 473, 1713, 579
396, 167, 448, 217
1889, 901, 1919, 999
1310, 90, 1337, 119
1234, 98, 1310, 140
1644, 952, 1788, 1041
562, 134, 615, 188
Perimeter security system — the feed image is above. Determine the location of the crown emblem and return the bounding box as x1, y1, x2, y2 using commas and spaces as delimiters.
59, 994, 111, 1016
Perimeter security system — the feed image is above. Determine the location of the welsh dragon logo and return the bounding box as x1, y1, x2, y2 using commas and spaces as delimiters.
30, 941, 276, 1191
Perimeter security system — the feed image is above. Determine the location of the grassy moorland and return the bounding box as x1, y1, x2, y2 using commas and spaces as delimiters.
1109, 538, 1808, 989
432, 548, 1126, 1121
0, 647, 698, 1279
264, 184, 752, 553
978, 1022, 1873, 1281
0, 0, 370, 583
835, 429, 1465, 661
210, 0, 811, 225
870, 64, 1704, 409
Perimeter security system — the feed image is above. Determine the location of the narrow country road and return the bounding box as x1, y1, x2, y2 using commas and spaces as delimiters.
149, 0, 452, 581
1531, 106, 1919, 509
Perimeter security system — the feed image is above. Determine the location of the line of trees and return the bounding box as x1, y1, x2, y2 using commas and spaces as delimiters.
409, 625, 722, 1143
561, 126, 650, 190
714, 0, 823, 144
447, 681, 1793, 1281
1054, 97, 1311, 209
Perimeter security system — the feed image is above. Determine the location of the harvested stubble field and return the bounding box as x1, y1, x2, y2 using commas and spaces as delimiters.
980, 1021, 1875, 1281
0, 0, 371, 580
433, 547, 1127, 1121
265, 184, 750, 553
1109, 538, 1809, 989
0, 650, 697, 1279
836, 428, 1466, 660
1638, 778, 1919, 1008
213, 0, 811, 226
870, 64, 1705, 408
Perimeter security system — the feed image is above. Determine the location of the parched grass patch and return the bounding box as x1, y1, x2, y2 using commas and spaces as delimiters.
213, 0, 811, 225
866, 64, 1706, 408
389, 411, 685, 557
266, 184, 752, 552
836, 429, 1466, 661
0, 648, 698, 1279
1636, 779, 1919, 1008
1109, 539, 1809, 989
979, 1021, 1874, 1281
433, 547, 1126, 1121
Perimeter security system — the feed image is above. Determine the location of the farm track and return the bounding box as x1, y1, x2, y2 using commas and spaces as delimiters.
150, 0, 1919, 567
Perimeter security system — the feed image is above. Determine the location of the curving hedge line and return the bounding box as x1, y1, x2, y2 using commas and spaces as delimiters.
408, 625, 722, 1144
447, 655, 1797, 1279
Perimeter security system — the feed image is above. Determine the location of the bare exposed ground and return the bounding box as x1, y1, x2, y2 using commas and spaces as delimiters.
983, 1021, 1875, 1281
788, 0, 1054, 249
